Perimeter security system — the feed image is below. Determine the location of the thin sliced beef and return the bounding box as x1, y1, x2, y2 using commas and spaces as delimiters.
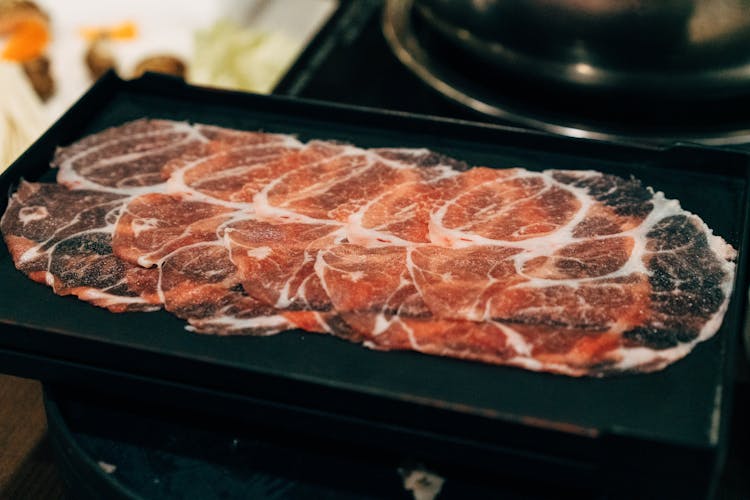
11, 119, 237, 313
113, 194, 318, 335
53, 119, 208, 194
52, 119, 276, 196
311, 167, 736, 374
407, 243, 644, 325
0, 118, 214, 311
109, 127, 328, 335
225, 145, 464, 335
251, 143, 452, 223
227, 143, 463, 309
159, 241, 293, 335
0, 182, 160, 312
225, 218, 342, 311
2, 119, 736, 376
163, 135, 303, 204
344, 153, 477, 246
225, 147, 624, 373
429, 169, 583, 246
113, 193, 235, 267
310, 242, 621, 375
49, 120, 309, 334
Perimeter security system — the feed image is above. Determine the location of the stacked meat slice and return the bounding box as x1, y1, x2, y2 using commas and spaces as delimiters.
1, 119, 738, 376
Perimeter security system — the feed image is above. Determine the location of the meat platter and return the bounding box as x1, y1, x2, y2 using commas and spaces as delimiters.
0, 73, 747, 497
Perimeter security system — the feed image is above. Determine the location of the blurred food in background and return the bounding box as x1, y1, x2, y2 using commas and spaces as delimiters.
0, 0, 49, 64
133, 54, 186, 79
0, 0, 337, 171
84, 35, 116, 79
191, 19, 298, 94
0, 60, 46, 167
0, 0, 50, 167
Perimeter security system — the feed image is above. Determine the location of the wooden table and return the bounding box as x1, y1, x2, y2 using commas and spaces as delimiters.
0, 374, 66, 500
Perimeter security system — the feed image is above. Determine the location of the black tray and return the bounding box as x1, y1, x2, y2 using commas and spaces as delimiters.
1, 73, 748, 498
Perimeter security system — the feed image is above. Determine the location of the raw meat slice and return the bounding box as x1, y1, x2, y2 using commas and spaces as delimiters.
313, 243, 619, 375
429, 169, 583, 247
225, 218, 343, 311
312, 168, 736, 374
0, 119, 239, 313
224, 219, 369, 340
159, 241, 293, 335
53, 119, 208, 194
110, 128, 326, 334
225, 144, 464, 320
162, 134, 303, 204
22, 119, 262, 316
0, 182, 160, 312
112, 193, 315, 335
52, 119, 274, 196
52, 119, 305, 334
108, 128, 337, 335
401, 171, 665, 328
37, 119, 265, 314
407, 244, 642, 325
2, 118, 736, 376
251, 143, 456, 223
346, 167, 504, 246
113, 192, 235, 267
226, 144, 733, 373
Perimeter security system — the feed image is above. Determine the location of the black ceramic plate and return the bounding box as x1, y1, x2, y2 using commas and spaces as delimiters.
1, 73, 748, 498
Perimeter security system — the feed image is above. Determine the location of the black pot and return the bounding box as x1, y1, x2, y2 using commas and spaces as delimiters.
415, 0, 750, 99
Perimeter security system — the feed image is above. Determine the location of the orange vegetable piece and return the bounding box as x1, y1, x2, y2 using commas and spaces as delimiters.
1, 17, 48, 62
80, 21, 137, 42
109, 21, 136, 40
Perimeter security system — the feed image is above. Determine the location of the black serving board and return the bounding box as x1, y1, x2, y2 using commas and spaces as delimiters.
1, 73, 748, 498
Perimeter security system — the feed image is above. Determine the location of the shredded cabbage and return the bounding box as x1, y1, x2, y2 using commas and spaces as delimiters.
190, 19, 299, 94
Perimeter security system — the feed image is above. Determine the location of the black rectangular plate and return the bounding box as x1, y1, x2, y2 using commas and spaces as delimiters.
1, 73, 748, 496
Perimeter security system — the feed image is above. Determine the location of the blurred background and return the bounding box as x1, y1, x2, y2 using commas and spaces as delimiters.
0, 0, 337, 170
